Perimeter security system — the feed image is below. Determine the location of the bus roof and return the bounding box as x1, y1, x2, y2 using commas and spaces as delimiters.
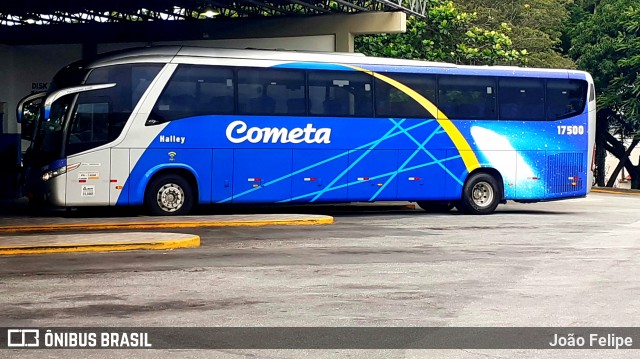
85, 45, 590, 80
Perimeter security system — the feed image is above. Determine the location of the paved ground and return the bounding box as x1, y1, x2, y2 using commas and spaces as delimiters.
1, 192, 640, 358
0, 203, 333, 254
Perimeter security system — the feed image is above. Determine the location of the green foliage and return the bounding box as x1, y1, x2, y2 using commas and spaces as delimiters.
355, 0, 526, 65
455, 0, 575, 68
569, 0, 640, 187
571, 1, 640, 129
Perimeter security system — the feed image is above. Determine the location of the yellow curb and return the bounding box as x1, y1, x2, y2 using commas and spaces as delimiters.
591, 188, 640, 196
0, 216, 334, 234
0, 235, 200, 256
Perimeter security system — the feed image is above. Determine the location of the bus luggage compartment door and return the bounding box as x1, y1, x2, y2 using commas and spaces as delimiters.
212, 149, 233, 203
232, 149, 292, 203
347, 149, 398, 201
291, 149, 348, 203
396, 149, 447, 200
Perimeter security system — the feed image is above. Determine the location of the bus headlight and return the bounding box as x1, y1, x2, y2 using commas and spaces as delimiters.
41, 163, 79, 182
42, 166, 67, 182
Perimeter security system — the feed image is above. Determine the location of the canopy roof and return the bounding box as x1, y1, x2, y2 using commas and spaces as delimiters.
0, 0, 427, 26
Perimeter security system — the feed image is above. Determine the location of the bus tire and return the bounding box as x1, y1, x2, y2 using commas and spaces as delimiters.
458, 172, 500, 215
417, 201, 454, 213
145, 174, 194, 216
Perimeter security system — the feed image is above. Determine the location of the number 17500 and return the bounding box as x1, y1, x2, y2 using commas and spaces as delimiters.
557, 125, 584, 135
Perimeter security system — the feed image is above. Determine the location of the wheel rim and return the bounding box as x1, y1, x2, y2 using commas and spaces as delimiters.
471, 181, 494, 208
156, 183, 185, 212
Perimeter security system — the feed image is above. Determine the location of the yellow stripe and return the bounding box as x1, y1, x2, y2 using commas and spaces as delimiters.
0, 235, 200, 256
0, 217, 334, 233
591, 188, 640, 196
345, 65, 480, 173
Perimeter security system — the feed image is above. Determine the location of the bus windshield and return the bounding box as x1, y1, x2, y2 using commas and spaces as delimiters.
31, 96, 73, 163
27, 63, 89, 165
28, 63, 163, 165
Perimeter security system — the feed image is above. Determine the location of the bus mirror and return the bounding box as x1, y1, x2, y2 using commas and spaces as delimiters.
43, 83, 116, 120
16, 92, 46, 141
17, 92, 46, 123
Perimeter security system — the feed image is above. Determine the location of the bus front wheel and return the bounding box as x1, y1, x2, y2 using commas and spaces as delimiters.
458, 172, 500, 215
145, 174, 194, 216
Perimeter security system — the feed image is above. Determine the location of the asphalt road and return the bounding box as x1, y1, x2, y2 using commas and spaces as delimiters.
2, 192, 640, 358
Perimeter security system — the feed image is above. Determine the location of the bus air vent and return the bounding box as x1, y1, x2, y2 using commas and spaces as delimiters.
546, 152, 585, 194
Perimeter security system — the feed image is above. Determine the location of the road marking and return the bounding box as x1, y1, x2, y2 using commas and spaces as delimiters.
0, 233, 200, 256
0, 216, 334, 233
591, 188, 640, 196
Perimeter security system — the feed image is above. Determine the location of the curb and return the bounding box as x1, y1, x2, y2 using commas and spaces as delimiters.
0, 215, 334, 234
0, 233, 200, 256
591, 188, 640, 196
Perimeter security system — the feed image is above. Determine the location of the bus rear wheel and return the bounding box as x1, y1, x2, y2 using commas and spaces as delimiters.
145, 174, 194, 216
458, 172, 500, 215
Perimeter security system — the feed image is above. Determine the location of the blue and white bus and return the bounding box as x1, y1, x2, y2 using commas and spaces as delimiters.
17, 46, 595, 215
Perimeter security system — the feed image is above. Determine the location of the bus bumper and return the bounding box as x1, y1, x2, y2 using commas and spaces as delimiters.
25, 172, 66, 207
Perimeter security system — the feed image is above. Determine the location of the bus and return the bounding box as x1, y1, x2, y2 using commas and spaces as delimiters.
17, 46, 596, 215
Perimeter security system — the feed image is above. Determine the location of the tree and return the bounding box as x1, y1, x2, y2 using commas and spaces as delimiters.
568, 0, 640, 188
455, 0, 575, 69
355, 0, 526, 65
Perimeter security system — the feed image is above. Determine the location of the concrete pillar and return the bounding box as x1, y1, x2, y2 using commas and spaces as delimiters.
335, 32, 354, 53
192, 11, 407, 53
314, 12, 407, 52
289, 12, 407, 52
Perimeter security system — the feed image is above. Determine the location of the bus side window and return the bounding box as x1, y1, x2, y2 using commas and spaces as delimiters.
238, 68, 305, 116
170, 94, 197, 112
375, 74, 436, 119
438, 76, 497, 120
286, 98, 306, 115
151, 65, 235, 124
209, 95, 234, 113
248, 88, 276, 114
308, 70, 372, 117
498, 78, 545, 121
69, 102, 109, 144
323, 95, 349, 116
546, 79, 588, 120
